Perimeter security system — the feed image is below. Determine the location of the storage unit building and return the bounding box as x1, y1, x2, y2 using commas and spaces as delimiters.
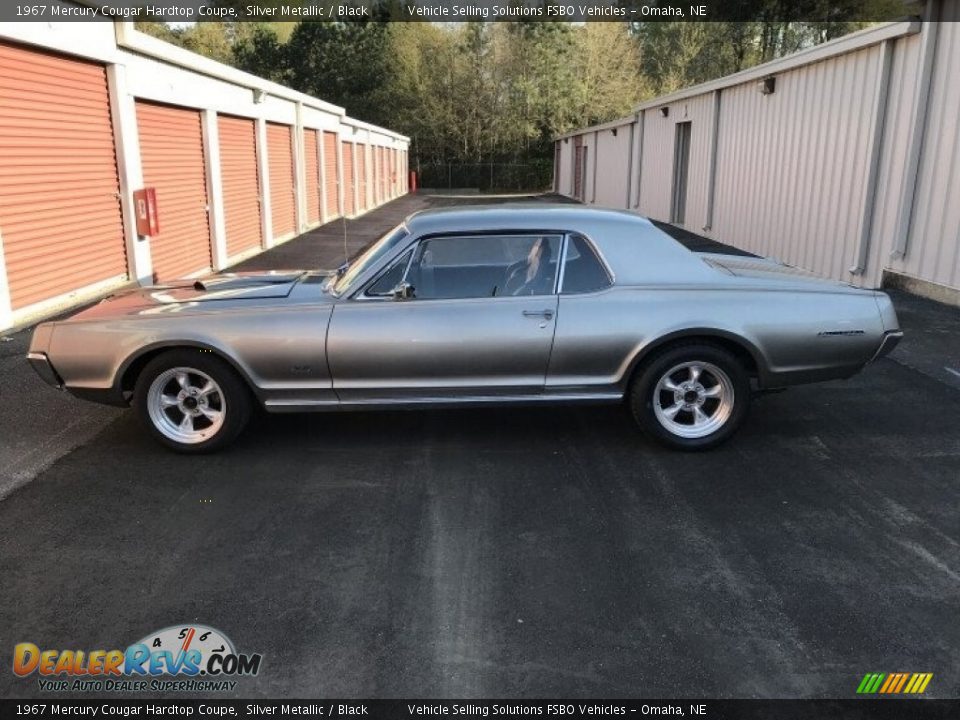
0, 16, 409, 332
554, 12, 960, 303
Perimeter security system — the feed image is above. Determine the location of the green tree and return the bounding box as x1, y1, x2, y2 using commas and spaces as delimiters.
232, 23, 289, 83
178, 22, 233, 65
283, 21, 390, 121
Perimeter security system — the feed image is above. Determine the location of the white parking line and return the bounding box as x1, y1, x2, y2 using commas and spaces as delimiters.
945, 367, 960, 379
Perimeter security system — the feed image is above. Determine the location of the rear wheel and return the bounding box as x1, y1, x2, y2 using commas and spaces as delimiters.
133, 350, 252, 453
629, 343, 750, 450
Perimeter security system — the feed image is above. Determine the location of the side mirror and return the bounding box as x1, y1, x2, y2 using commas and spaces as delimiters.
392, 282, 415, 300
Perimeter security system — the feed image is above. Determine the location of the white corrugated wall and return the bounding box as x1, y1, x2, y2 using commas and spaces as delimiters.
556, 18, 958, 299
886, 16, 960, 291
712, 45, 880, 283
591, 125, 632, 208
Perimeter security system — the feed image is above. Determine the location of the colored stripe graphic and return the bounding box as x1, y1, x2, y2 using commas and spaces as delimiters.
857, 672, 932, 694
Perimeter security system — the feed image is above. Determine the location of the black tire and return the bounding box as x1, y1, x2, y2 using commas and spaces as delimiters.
132, 349, 252, 453
629, 342, 750, 451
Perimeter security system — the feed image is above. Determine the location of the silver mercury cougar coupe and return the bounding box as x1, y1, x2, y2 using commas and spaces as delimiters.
28, 205, 902, 452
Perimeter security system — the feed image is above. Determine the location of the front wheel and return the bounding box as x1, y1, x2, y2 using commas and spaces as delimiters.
629, 343, 750, 450
133, 349, 252, 453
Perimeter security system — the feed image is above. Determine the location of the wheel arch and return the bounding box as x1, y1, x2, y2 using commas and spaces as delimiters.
116, 341, 261, 404
624, 328, 769, 388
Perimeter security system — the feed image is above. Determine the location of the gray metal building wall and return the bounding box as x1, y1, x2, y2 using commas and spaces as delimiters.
555, 12, 959, 302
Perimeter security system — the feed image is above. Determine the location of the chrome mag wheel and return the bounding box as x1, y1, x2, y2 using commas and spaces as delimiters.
652, 361, 735, 439
146, 367, 226, 444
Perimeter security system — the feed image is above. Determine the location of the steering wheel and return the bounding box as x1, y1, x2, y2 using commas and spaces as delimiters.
502, 260, 531, 296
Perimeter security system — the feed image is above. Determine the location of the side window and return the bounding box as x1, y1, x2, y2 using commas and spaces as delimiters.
407, 235, 562, 300
561, 235, 611, 294
364, 248, 412, 297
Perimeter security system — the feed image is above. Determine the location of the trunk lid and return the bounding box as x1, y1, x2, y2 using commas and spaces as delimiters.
701, 254, 859, 289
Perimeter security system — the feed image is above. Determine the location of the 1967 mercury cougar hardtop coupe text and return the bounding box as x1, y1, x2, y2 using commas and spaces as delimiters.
28, 205, 902, 452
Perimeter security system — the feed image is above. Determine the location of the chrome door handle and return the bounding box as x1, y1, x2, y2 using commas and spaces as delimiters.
523, 309, 554, 319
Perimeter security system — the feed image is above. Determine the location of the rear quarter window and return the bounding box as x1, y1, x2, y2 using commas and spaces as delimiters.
561, 236, 611, 294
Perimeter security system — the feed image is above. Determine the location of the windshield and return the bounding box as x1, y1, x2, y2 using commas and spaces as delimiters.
329, 225, 409, 295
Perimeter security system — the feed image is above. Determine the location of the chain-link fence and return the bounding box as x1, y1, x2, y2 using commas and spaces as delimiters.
416, 160, 553, 193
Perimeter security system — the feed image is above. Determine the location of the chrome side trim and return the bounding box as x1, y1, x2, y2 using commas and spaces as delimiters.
556, 234, 570, 293
264, 392, 622, 413
27, 352, 64, 389
870, 330, 903, 362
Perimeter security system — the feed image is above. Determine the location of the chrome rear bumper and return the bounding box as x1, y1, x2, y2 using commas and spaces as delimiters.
871, 330, 903, 362
27, 352, 64, 389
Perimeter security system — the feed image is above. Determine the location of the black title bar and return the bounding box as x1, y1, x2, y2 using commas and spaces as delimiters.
1, 700, 958, 720
3, 0, 925, 23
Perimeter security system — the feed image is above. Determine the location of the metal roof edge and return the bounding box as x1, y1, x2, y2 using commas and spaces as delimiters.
633, 20, 921, 113
554, 20, 921, 142
554, 114, 635, 141
113, 21, 409, 143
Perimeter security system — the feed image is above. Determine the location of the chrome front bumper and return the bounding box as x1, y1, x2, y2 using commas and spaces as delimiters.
870, 330, 903, 362
27, 352, 64, 389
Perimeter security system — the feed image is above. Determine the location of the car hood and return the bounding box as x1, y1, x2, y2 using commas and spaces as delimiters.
65, 270, 311, 321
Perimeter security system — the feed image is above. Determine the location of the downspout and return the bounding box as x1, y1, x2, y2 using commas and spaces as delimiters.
625, 120, 635, 209
591, 130, 599, 204
891, 0, 940, 259
703, 89, 722, 232
634, 110, 645, 208
850, 38, 894, 276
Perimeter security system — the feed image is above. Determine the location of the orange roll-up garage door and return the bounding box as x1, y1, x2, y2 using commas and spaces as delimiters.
323, 131, 339, 220
266, 122, 296, 240
357, 144, 368, 212
217, 114, 262, 259
379, 148, 386, 202
0, 42, 126, 310
390, 149, 397, 197
304, 129, 320, 225
136, 100, 211, 280
372, 147, 379, 204
342, 142, 356, 217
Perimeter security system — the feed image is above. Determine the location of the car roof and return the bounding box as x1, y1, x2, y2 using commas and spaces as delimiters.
404, 203, 654, 235
402, 203, 717, 286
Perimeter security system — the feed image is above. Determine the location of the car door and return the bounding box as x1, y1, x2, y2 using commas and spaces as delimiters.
326, 233, 563, 402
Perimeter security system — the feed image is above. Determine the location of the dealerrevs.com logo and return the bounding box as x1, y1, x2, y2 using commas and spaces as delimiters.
13, 624, 263, 693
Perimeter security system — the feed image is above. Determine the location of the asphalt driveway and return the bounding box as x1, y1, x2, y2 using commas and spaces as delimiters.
1, 194, 958, 699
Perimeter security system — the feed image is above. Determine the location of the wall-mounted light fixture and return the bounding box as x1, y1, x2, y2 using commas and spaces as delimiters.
660, 107, 669, 118
564, 137, 569, 144
611, 128, 618, 137
759, 77, 776, 95
252, 88, 266, 104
